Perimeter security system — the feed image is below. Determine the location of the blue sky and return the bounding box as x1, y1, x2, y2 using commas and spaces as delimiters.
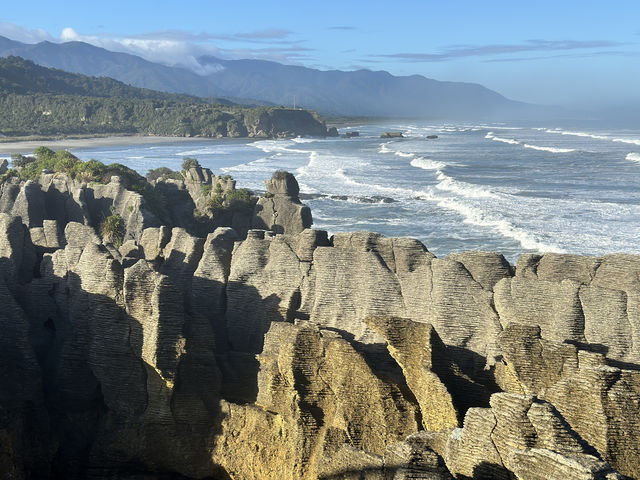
1, 0, 639, 108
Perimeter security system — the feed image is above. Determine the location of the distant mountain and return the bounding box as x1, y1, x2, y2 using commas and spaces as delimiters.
0, 55, 224, 103
0, 35, 542, 119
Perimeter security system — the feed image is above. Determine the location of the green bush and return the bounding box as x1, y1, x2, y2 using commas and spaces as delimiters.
10, 153, 35, 168
147, 166, 176, 182
181, 156, 200, 171
18, 148, 81, 180
201, 184, 212, 196
207, 192, 224, 213
226, 188, 252, 204
99, 213, 125, 247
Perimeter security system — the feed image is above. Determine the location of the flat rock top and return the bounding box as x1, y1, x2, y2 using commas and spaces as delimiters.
265, 171, 299, 197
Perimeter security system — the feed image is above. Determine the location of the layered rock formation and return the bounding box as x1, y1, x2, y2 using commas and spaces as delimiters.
252, 171, 312, 235
0, 167, 311, 246
1, 171, 639, 479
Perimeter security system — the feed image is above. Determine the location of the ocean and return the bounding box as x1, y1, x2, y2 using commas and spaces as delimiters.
47, 122, 640, 263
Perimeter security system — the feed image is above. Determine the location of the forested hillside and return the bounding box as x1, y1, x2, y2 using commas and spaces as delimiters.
0, 56, 328, 138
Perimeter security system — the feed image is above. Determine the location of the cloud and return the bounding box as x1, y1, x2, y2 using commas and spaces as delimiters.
0, 21, 312, 73
218, 45, 314, 64
235, 29, 292, 40
371, 39, 629, 62
484, 50, 640, 63
0, 22, 54, 43
124, 28, 296, 45
13, 22, 308, 73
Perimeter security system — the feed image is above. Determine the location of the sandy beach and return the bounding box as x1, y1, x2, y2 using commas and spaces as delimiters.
0, 135, 206, 155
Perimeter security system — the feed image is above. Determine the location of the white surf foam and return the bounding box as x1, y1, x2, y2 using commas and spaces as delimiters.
291, 137, 322, 144
487, 131, 575, 152
378, 142, 394, 154
486, 132, 520, 145
252, 140, 309, 155
435, 171, 499, 199
545, 129, 608, 141
394, 151, 415, 158
613, 138, 640, 147
419, 188, 565, 253
523, 143, 575, 153
626, 153, 640, 163
545, 129, 640, 146
410, 157, 447, 170
176, 148, 232, 156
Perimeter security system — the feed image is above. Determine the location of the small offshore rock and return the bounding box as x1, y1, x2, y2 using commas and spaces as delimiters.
381, 131, 404, 138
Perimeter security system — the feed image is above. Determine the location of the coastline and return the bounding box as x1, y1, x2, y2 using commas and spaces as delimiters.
0, 135, 230, 155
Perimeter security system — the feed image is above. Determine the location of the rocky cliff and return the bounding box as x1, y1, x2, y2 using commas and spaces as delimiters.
0, 171, 639, 479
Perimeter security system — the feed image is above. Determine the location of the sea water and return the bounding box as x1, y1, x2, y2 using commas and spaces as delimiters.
66, 122, 640, 263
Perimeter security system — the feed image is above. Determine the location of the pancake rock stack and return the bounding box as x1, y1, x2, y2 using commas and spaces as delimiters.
0, 171, 638, 479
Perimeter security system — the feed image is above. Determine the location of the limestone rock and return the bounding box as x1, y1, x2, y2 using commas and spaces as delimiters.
2, 175, 640, 480
226, 230, 310, 352
11, 180, 45, 228
252, 171, 312, 234
496, 323, 640, 478
444, 393, 621, 480
139, 225, 171, 261
0, 158, 7, 175
446, 251, 512, 291
250, 321, 419, 479
366, 316, 478, 431
384, 432, 453, 479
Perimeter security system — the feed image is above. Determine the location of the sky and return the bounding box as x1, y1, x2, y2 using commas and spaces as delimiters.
1, 0, 639, 109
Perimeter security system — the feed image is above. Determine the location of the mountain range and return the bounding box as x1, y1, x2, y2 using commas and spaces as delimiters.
0, 35, 545, 120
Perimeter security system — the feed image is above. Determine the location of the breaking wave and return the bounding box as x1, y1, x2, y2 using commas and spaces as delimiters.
410, 157, 447, 170
523, 143, 575, 153
485, 132, 519, 145
486, 132, 574, 152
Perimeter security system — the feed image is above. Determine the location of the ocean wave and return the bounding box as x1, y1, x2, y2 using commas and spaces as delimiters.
545, 129, 609, 140
523, 143, 575, 153
487, 131, 575, 152
333, 168, 426, 199
477, 125, 523, 130
485, 132, 520, 145
410, 157, 446, 170
546, 129, 640, 146
433, 196, 565, 252
626, 153, 640, 163
394, 151, 415, 158
378, 142, 394, 154
435, 171, 499, 199
418, 187, 565, 252
613, 138, 640, 147
176, 148, 232, 156
252, 140, 310, 155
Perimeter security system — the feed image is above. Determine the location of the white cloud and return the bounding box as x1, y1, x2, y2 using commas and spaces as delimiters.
0, 22, 54, 43
0, 22, 310, 74
60, 27, 80, 42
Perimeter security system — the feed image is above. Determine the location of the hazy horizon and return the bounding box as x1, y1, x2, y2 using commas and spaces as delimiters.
1, 1, 639, 115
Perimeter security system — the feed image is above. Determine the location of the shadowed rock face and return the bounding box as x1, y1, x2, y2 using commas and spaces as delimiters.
0, 172, 639, 479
